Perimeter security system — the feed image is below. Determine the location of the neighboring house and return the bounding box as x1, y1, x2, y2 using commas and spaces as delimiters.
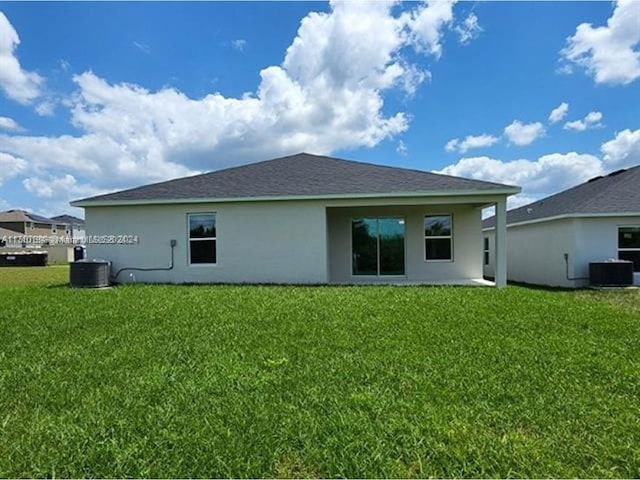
0, 210, 69, 241
51, 214, 85, 242
483, 166, 640, 287
0, 227, 26, 247
71, 153, 519, 286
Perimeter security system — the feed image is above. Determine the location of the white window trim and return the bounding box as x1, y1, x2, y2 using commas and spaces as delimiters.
618, 225, 640, 272
424, 214, 454, 263
483, 237, 490, 266
187, 212, 217, 266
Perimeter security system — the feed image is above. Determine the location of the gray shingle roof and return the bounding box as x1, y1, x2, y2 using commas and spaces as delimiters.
74, 153, 518, 205
0, 210, 55, 224
483, 165, 640, 228
51, 214, 85, 224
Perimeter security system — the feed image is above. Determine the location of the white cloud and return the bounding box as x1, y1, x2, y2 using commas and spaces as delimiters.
0, 1, 477, 212
445, 133, 499, 153
404, 0, 456, 58
564, 111, 603, 131
0, 1, 463, 179
0, 11, 43, 103
133, 41, 150, 54
21, 174, 103, 218
454, 12, 482, 44
0, 116, 22, 132
231, 39, 247, 52
35, 99, 56, 116
437, 152, 604, 207
503, 120, 545, 146
601, 128, 640, 168
23, 173, 103, 200
548, 102, 569, 124
0, 151, 26, 185
396, 139, 408, 156
560, 0, 640, 85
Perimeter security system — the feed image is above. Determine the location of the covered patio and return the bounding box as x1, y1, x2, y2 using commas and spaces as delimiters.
325, 197, 508, 287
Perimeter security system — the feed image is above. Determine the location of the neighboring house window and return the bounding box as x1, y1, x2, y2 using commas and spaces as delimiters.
425, 215, 453, 261
618, 226, 640, 272
483, 237, 490, 266
188, 213, 216, 264
51, 224, 57, 234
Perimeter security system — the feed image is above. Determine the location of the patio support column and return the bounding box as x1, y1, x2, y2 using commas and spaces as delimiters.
494, 199, 507, 288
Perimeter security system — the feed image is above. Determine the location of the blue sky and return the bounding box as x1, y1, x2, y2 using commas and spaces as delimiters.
0, 1, 639, 217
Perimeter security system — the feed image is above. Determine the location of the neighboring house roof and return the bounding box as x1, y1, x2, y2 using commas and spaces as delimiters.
483, 165, 640, 228
73, 152, 519, 206
51, 214, 85, 225
0, 209, 55, 224
0, 226, 23, 237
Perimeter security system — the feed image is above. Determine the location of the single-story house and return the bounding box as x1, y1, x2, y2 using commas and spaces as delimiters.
483, 165, 640, 287
71, 153, 520, 286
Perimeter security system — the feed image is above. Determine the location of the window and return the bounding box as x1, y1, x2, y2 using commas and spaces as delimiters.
618, 226, 640, 272
188, 213, 216, 264
483, 237, 490, 266
425, 215, 453, 261
51, 224, 58, 234
352, 217, 405, 276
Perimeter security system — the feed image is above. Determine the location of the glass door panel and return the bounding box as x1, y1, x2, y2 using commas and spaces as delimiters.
352, 217, 405, 276
352, 218, 378, 275
379, 218, 405, 275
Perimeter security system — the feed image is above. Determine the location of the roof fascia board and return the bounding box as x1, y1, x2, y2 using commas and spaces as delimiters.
482, 211, 640, 231
72, 188, 521, 208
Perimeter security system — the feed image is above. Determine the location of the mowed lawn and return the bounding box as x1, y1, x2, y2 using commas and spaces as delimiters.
0, 267, 639, 478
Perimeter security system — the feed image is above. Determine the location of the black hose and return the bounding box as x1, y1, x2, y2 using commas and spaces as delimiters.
111, 242, 175, 282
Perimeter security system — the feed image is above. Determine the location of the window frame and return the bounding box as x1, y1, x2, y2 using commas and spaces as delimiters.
618, 225, 640, 273
424, 214, 454, 262
187, 212, 217, 266
483, 236, 490, 266
350, 216, 406, 277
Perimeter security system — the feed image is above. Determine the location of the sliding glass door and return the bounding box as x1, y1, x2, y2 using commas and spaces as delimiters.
352, 217, 405, 276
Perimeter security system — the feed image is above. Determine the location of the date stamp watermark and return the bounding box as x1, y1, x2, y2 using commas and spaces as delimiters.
1, 234, 140, 245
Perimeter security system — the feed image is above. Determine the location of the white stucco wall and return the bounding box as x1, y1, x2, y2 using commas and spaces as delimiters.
83, 193, 508, 285
484, 215, 640, 288
327, 204, 483, 283
574, 216, 640, 286
484, 218, 577, 288
85, 201, 328, 284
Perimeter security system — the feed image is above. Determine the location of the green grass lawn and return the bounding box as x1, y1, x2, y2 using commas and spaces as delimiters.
0, 267, 639, 477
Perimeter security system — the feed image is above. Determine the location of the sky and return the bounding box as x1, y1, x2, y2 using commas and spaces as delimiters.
0, 0, 639, 218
